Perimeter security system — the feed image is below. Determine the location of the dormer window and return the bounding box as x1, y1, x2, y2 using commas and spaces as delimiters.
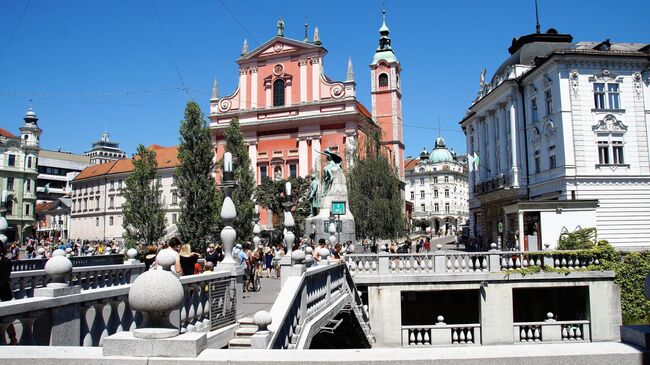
273, 79, 285, 107
378, 73, 388, 87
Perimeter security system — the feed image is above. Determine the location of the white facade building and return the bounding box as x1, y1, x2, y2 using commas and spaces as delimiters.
70, 145, 180, 242
405, 137, 469, 234
37, 149, 90, 203
460, 29, 650, 250
84, 132, 127, 165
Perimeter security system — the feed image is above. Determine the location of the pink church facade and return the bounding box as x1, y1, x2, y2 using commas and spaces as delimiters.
209, 16, 404, 228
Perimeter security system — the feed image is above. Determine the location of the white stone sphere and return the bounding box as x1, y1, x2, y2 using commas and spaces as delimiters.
128, 269, 184, 313
37, 247, 45, 255
328, 235, 337, 246
127, 248, 138, 259
253, 310, 272, 331
436, 244, 442, 251
318, 248, 330, 259
490, 243, 497, 250
156, 249, 177, 270
220, 226, 236, 246
546, 312, 554, 320
45, 255, 73, 277
437, 315, 445, 323
305, 246, 313, 255
52, 249, 65, 257
65, 247, 72, 254
291, 250, 305, 264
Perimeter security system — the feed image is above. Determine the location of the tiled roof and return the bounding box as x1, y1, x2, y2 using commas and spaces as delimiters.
404, 158, 418, 171
0, 128, 17, 138
74, 145, 179, 181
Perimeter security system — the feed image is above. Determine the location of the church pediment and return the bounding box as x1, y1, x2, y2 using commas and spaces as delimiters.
238, 36, 324, 62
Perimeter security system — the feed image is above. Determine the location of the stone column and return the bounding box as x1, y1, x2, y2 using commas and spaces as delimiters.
480, 283, 514, 345
285, 78, 292, 106
499, 104, 508, 174
250, 67, 258, 109
248, 142, 258, 184
298, 138, 309, 177
239, 68, 247, 110
368, 286, 402, 347
311, 57, 320, 102
488, 111, 497, 178
299, 59, 308, 103
517, 210, 524, 251
508, 98, 519, 187
478, 118, 487, 181
264, 80, 272, 108
311, 136, 321, 174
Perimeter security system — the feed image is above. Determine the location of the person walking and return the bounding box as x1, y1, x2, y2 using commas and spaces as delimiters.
264, 245, 273, 278
272, 243, 284, 279
179, 244, 201, 277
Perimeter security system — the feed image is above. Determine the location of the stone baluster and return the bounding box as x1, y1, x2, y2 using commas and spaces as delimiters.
488, 243, 500, 272
283, 182, 296, 256
220, 152, 237, 267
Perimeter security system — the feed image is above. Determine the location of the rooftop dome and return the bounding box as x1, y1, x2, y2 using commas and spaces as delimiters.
429, 137, 454, 164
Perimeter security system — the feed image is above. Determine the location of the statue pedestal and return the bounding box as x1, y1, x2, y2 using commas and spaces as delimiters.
305, 165, 355, 244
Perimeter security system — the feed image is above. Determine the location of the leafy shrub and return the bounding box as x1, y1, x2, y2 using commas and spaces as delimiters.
558, 227, 597, 250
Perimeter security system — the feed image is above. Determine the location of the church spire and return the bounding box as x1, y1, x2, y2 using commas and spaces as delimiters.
313, 26, 321, 45
377, 9, 392, 52
211, 77, 219, 99
346, 57, 354, 81
304, 21, 309, 42
241, 39, 249, 56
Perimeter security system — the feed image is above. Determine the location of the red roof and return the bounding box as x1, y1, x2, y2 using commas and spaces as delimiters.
404, 158, 418, 171
0, 128, 16, 138
75, 145, 179, 181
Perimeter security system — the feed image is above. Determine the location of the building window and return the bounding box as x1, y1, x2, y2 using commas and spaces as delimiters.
118, 179, 123, 190
534, 150, 541, 173
7, 154, 15, 167
260, 166, 267, 179
549, 145, 556, 169
289, 164, 297, 178
109, 196, 114, 209
110, 180, 115, 190
607, 84, 620, 109
6, 201, 12, 215
420, 178, 424, 186
612, 141, 624, 164
434, 203, 439, 212
544, 89, 553, 115
432, 177, 438, 184
172, 213, 177, 224
594, 83, 620, 110
157, 175, 162, 186
109, 216, 114, 226
273, 79, 285, 107
531, 98, 538, 122
593, 83, 605, 109
444, 189, 450, 198
598, 141, 609, 164
27, 157, 32, 168
444, 176, 449, 183
434, 189, 438, 198
378, 73, 388, 87
420, 204, 425, 213
6, 177, 14, 191
420, 191, 425, 199
96, 217, 99, 226
410, 191, 414, 200
25, 203, 30, 216
445, 203, 450, 214
172, 191, 178, 205
25, 179, 30, 192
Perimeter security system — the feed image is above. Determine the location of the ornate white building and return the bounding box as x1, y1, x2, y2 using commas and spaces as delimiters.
0, 106, 41, 242
70, 145, 180, 242
460, 28, 650, 250
84, 132, 127, 165
405, 137, 469, 234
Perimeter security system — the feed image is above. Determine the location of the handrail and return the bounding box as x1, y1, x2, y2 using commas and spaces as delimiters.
11, 254, 125, 272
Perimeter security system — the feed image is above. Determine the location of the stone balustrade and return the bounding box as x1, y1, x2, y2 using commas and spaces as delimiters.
0, 269, 241, 347
11, 254, 125, 272
514, 319, 590, 343
402, 323, 481, 346
347, 249, 604, 277
10, 262, 145, 299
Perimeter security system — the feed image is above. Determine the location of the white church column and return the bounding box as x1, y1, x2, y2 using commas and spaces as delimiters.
248, 142, 258, 184
311, 136, 321, 174
265, 80, 272, 108
285, 78, 293, 106
250, 67, 258, 109
488, 111, 497, 178
499, 103, 508, 175
239, 68, 248, 110
478, 118, 487, 181
299, 59, 308, 103
298, 137, 309, 177
508, 98, 519, 187
311, 57, 320, 101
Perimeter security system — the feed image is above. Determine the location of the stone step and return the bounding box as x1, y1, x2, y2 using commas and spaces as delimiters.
236, 317, 258, 329
228, 337, 252, 348
235, 326, 258, 337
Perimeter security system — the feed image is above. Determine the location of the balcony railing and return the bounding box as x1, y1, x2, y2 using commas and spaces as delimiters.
473, 174, 511, 195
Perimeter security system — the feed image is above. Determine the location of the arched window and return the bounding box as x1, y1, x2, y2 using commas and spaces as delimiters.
273, 79, 285, 107
378, 73, 388, 87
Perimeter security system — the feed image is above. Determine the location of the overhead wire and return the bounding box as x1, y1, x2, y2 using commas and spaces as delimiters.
216, 0, 259, 45
0, 0, 32, 63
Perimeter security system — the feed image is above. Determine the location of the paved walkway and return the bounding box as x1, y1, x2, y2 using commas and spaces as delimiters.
240, 276, 282, 318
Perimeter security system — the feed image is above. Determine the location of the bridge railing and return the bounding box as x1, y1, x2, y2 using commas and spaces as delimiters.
0, 269, 240, 346
10, 262, 145, 299
514, 319, 590, 342
11, 254, 125, 272
267, 263, 348, 349
346, 249, 603, 276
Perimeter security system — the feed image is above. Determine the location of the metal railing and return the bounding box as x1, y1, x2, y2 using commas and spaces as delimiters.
11, 254, 125, 272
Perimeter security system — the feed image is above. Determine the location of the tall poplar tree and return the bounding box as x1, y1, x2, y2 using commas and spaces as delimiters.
122, 144, 167, 247
215, 118, 255, 242
348, 131, 405, 242
176, 101, 219, 253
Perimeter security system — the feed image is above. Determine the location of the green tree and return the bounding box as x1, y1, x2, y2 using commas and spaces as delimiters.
121, 144, 166, 247
347, 131, 405, 242
215, 118, 255, 242
255, 176, 310, 239
558, 227, 597, 250
176, 101, 219, 253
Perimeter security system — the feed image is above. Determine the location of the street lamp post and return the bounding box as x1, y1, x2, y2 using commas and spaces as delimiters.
219, 152, 238, 266
282, 182, 295, 256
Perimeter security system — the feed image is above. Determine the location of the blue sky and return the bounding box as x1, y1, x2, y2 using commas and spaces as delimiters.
1, 0, 648, 158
